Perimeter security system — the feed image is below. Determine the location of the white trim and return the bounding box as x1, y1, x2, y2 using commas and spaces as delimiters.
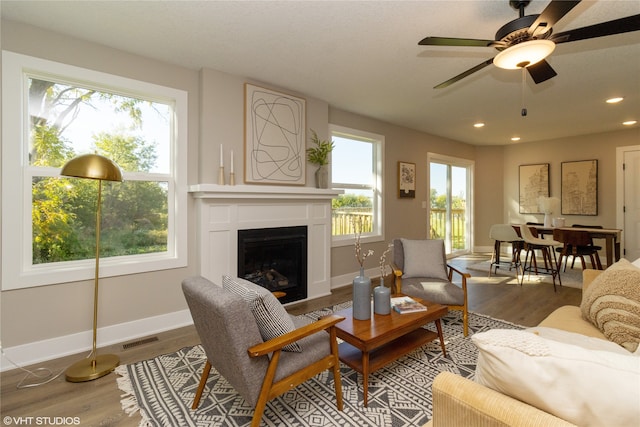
1, 51, 188, 290
329, 124, 385, 247
0, 309, 193, 372
616, 144, 640, 257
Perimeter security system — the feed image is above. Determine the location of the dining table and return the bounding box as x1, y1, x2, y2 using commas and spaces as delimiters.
533, 226, 622, 269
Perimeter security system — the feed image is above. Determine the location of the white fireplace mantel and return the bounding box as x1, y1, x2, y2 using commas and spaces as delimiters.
189, 184, 342, 200
189, 184, 342, 302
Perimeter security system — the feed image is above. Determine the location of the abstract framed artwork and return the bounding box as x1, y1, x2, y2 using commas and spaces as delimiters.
398, 161, 416, 198
561, 159, 598, 215
519, 163, 549, 214
244, 83, 306, 185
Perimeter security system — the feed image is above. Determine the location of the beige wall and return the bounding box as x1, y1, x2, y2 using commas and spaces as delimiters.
502, 129, 639, 232
474, 145, 505, 248
328, 108, 477, 277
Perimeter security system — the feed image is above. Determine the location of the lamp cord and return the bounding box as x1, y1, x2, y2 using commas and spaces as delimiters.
0, 346, 91, 389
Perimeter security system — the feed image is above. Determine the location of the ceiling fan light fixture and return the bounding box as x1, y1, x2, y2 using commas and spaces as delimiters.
494, 39, 556, 70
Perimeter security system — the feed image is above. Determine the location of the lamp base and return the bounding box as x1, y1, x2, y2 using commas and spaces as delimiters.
65, 354, 120, 382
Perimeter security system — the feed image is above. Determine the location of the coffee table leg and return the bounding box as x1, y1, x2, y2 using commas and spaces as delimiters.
435, 319, 447, 357
362, 351, 369, 407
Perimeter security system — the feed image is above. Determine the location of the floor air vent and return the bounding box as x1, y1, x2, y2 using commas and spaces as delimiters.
123, 336, 159, 350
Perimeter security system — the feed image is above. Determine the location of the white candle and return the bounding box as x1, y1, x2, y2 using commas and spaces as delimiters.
230, 150, 234, 173
219, 144, 223, 167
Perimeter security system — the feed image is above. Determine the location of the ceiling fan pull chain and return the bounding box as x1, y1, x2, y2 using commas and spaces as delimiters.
521, 68, 527, 117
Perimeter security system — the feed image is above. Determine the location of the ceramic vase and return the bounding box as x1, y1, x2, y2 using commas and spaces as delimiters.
352, 267, 371, 320
544, 213, 552, 228
315, 165, 329, 189
373, 284, 391, 315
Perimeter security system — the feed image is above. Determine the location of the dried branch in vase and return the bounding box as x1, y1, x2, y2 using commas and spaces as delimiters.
379, 243, 392, 284
352, 216, 374, 268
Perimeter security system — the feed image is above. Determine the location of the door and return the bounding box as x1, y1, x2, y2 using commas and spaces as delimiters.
428, 154, 474, 256
622, 148, 640, 261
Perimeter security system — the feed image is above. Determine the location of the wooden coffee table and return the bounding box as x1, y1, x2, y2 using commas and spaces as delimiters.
332, 297, 448, 407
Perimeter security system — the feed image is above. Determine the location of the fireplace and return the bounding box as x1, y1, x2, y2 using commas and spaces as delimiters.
190, 184, 340, 302
238, 226, 307, 304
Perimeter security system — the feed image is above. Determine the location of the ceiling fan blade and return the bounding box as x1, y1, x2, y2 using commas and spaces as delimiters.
550, 14, 640, 44
528, 0, 581, 37
418, 36, 494, 47
434, 58, 494, 89
527, 59, 558, 84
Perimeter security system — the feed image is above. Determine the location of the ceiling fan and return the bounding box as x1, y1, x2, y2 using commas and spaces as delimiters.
419, 0, 640, 89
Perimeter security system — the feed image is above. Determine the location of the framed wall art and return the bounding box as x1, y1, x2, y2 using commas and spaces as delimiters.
561, 159, 598, 215
244, 83, 306, 185
398, 161, 416, 198
519, 163, 549, 213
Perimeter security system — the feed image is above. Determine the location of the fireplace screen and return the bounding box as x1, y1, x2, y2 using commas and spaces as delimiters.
237, 226, 307, 304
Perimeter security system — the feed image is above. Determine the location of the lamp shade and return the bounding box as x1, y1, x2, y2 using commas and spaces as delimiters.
61, 154, 123, 182
493, 39, 556, 70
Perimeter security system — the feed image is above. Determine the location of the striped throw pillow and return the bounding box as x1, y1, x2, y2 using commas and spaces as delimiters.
223, 275, 302, 352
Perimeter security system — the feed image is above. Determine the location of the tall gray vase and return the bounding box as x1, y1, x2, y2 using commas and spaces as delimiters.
352, 267, 371, 320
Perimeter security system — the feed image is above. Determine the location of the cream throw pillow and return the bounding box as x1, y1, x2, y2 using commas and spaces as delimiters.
581, 258, 640, 352
473, 329, 640, 427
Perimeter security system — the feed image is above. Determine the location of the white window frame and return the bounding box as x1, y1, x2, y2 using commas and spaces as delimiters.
329, 124, 384, 247
1, 51, 188, 290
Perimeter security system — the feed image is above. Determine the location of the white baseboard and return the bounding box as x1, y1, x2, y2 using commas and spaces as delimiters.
474, 245, 493, 254
0, 309, 193, 372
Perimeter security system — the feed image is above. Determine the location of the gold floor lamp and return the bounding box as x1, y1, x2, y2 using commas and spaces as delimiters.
61, 153, 123, 382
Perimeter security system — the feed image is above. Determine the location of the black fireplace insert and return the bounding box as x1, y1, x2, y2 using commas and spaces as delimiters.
237, 226, 307, 304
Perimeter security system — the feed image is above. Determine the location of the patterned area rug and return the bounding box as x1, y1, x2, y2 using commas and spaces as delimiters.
116, 306, 522, 427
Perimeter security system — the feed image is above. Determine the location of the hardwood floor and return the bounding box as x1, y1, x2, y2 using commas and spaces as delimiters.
1, 254, 582, 426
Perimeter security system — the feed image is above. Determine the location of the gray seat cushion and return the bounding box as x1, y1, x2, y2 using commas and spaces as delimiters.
402, 278, 465, 306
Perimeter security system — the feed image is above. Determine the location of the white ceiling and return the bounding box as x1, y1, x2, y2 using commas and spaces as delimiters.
2, 0, 639, 145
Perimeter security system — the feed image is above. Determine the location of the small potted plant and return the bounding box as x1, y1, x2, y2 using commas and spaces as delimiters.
306, 129, 334, 188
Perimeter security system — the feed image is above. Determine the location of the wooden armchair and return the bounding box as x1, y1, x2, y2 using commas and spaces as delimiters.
182, 276, 344, 427
391, 239, 470, 336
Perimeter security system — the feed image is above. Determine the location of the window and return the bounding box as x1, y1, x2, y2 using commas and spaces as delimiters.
330, 125, 384, 246
428, 153, 474, 255
2, 51, 188, 290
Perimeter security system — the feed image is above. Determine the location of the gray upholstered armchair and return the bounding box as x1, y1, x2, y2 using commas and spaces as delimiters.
391, 238, 470, 336
182, 276, 344, 427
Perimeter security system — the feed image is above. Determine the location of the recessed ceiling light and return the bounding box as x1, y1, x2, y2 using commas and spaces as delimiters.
473, 122, 485, 128
623, 120, 637, 126
606, 97, 624, 104
511, 137, 521, 142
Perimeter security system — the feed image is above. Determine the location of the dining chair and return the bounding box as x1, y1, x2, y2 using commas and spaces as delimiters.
519, 225, 563, 291
570, 224, 604, 269
489, 224, 523, 277
554, 229, 603, 271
